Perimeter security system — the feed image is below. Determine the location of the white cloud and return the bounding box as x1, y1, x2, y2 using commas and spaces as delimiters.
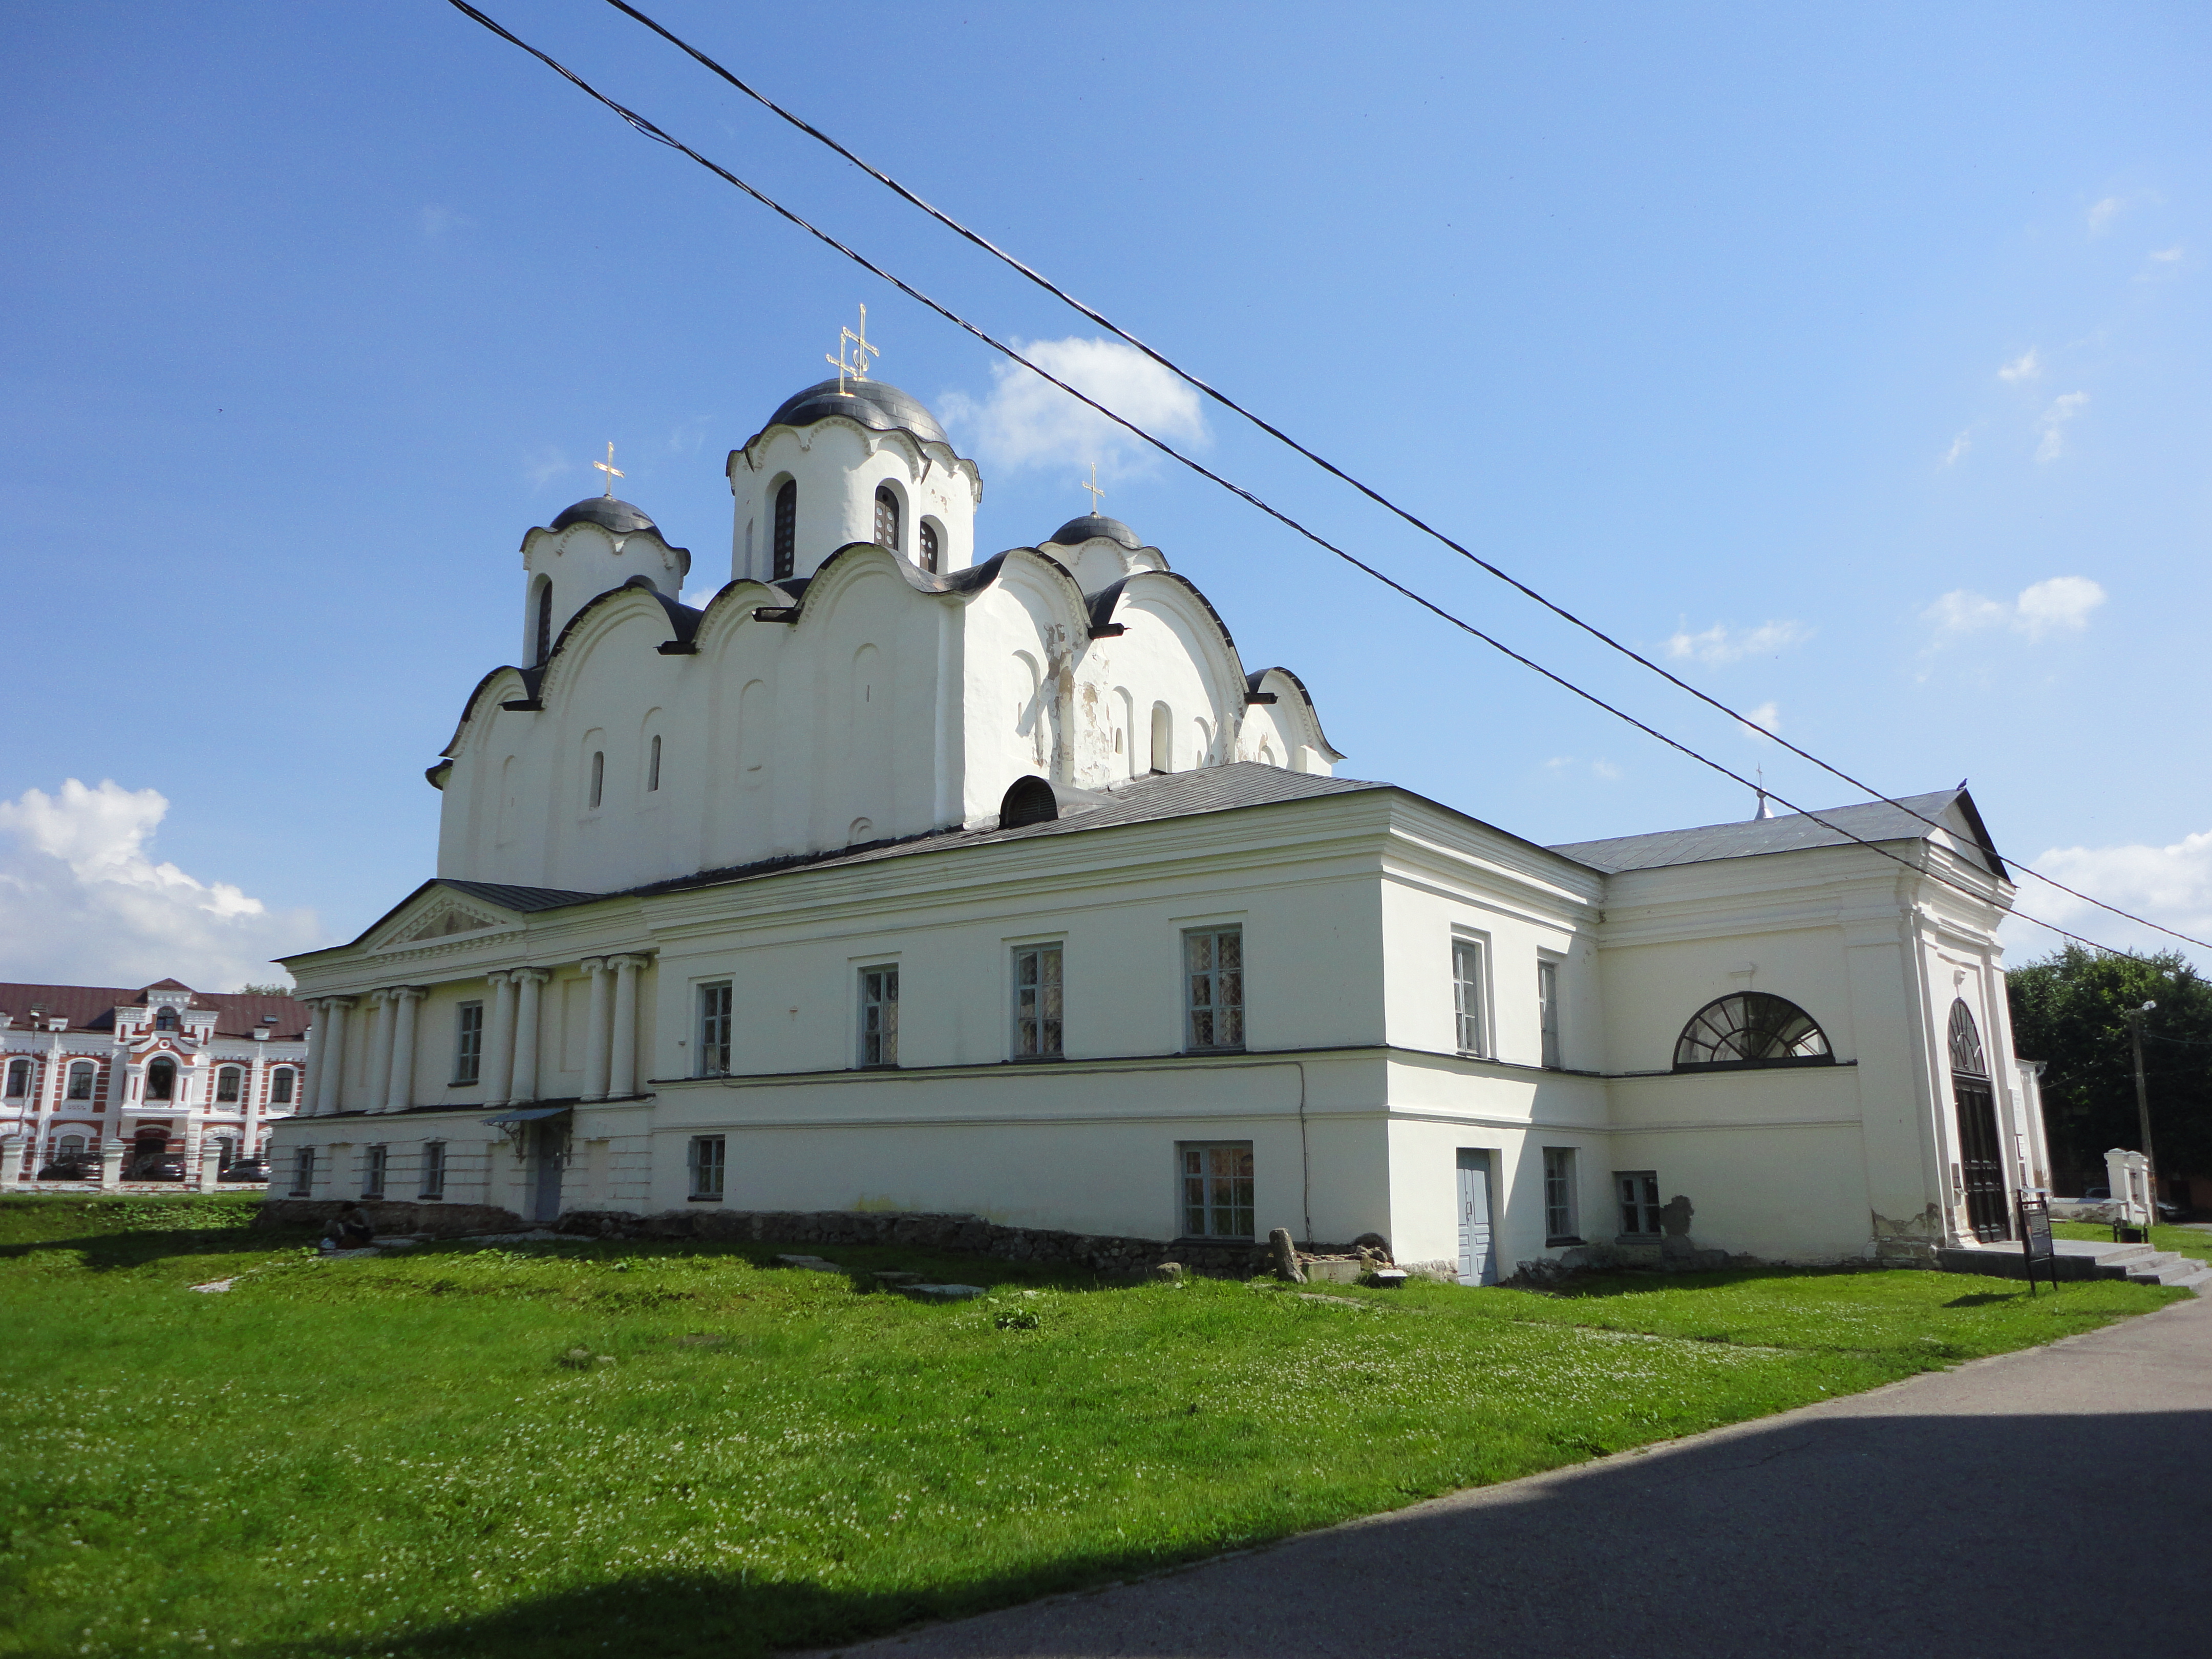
1941, 430, 1972, 467
1997, 349, 2041, 384
1664, 618, 1811, 666
2087, 196, 2125, 235
2149, 245, 2183, 263
2035, 391, 2089, 462
1923, 575, 2105, 646
1590, 758, 1623, 781
1739, 701, 1780, 741
939, 337, 1205, 478
0, 779, 322, 989
2003, 829, 2212, 963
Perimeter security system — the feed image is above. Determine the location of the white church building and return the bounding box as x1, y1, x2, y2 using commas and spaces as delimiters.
269, 364, 2049, 1280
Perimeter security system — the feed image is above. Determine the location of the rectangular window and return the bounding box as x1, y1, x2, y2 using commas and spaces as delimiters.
421, 1141, 447, 1201
66, 1062, 96, 1101
1012, 945, 1064, 1058
1616, 1171, 1662, 1238
454, 1001, 484, 1084
363, 1144, 387, 1200
688, 1135, 726, 1201
216, 1067, 241, 1103
859, 966, 899, 1067
4, 1059, 28, 1097
1543, 1147, 1580, 1245
1184, 927, 1244, 1050
270, 1068, 295, 1105
1538, 958, 1561, 1069
1453, 938, 1487, 1057
291, 1146, 315, 1197
1179, 1141, 1256, 1239
696, 983, 733, 1077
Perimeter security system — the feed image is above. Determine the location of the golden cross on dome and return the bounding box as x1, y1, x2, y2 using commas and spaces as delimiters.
827, 303, 880, 394
1079, 462, 1105, 516
592, 441, 625, 498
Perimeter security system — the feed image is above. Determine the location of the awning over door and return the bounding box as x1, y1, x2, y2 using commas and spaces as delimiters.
479, 1105, 571, 1126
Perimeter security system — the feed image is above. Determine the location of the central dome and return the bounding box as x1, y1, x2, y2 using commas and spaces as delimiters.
1045, 514, 1142, 550
767, 378, 948, 446
549, 497, 658, 536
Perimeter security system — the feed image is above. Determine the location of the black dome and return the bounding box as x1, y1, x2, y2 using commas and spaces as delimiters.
765, 378, 948, 446
549, 497, 658, 536
1045, 514, 1141, 550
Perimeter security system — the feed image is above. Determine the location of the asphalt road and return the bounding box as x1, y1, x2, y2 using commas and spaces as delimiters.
805, 1290, 2212, 1658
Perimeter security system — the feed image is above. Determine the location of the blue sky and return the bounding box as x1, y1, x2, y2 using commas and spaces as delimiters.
3, 1, 2207, 986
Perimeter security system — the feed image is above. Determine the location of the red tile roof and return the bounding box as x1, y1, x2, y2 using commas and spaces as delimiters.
0, 981, 311, 1039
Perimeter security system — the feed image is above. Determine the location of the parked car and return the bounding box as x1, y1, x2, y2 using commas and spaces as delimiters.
223, 1160, 271, 1183
36, 1157, 98, 1180
2082, 1184, 2183, 1223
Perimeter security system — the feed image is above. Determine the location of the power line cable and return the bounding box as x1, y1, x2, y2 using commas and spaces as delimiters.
441, 0, 2143, 961
598, 0, 2211, 958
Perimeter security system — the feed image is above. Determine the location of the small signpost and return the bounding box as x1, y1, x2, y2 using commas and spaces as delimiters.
2017, 1193, 2058, 1295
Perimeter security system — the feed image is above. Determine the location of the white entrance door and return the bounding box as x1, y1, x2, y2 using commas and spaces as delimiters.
1456, 1149, 1495, 1286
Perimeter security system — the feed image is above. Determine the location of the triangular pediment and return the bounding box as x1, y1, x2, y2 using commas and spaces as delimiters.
394, 903, 502, 943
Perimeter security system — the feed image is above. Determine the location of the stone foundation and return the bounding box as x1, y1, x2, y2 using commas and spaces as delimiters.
252, 1198, 524, 1239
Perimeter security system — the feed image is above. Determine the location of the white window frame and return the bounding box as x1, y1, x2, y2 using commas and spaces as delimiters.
454, 1001, 484, 1085
1012, 943, 1064, 1059
4, 1059, 30, 1098
269, 1067, 295, 1106
291, 1146, 316, 1197
363, 1143, 388, 1201
858, 965, 899, 1068
66, 1061, 96, 1101
688, 1135, 727, 1201
1543, 1146, 1580, 1245
1178, 1140, 1256, 1240
696, 982, 733, 1077
1452, 933, 1490, 1058
215, 1066, 242, 1103
1183, 925, 1245, 1051
1615, 1169, 1661, 1239
1537, 954, 1562, 1069
420, 1141, 448, 1201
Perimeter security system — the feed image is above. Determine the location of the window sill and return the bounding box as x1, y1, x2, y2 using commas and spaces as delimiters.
687, 1194, 725, 1204
415, 1194, 444, 1202
1181, 1047, 1247, 1058
1010, 1053, 1066, 1064
1545, 1237, 1584, 1249
448, 1081, 480, 1090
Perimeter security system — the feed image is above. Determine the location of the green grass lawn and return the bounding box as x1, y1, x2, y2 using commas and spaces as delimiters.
0, 1196, 2186, 1659
2053, 1218, 2212, 1261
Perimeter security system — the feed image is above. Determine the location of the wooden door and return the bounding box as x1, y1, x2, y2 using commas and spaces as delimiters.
1457, 1150, 1496, 1286
1953, 1078, 2009, 1243
529, 1123, 564, 1224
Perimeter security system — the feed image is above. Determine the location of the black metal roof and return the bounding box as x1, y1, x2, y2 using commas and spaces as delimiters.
1045, 514, 1143, 550
548, 497, 658, 536
1548, 788, 2008, 880
763, 378, 948, 446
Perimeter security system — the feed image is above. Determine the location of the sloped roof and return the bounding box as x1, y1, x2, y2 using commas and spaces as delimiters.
0, 982, 311, 1038
1548, 788, 2008, 880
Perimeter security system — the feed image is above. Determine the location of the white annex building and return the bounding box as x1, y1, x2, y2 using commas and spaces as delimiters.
270, 361, 2050, 1280
3, 980, 308, 1184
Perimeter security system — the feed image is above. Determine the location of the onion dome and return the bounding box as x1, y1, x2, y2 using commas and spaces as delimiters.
765, 378, 948, 446
1045, 514, 1142, 550
548, 497, 659, 536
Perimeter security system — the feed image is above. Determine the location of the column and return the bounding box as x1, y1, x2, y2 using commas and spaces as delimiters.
385, 988, 422, 1114
510, 970, 548, 1104
243, 1034, 267, 1157
99, 1136, 124, 1188
482, 971, 517, 1108
363, 990, 395, 1115
313, 998, 353, 1115
608, 954, 644, 1099
580, 959, 612, 1103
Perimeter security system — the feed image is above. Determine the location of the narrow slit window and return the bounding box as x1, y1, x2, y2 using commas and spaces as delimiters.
421, 1141, 447, 1201
454, 1002, 484, 1085
363, 1144, 388, 1201
1013, 945, 1064, 1058
1543, 1147, 1580, 1245
291, 1146, 316, 1197
1453, 939, 1487, 1057
647, 734, 662, 793
1538, 958, 1561, 1069
919, 521, 940, 573
874, 486, 900, 552
696, 983, 733, 1077
535, 581, 554, 665
773, 480, 796, 580
589, 750, 604, 811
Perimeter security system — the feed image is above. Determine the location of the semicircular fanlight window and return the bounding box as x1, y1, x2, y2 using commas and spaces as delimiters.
1673, 992, 1832, 1070
1947, 999, 1988, 1077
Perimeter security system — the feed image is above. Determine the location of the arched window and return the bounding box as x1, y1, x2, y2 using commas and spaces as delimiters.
147, 1057, 177, 1101
773, 479, 797, 580
270, 1068, 295, 1105
66, 1061, 96, 1100
216, 1066, 242, 1103
589, 750, 605, 810
535, 580, 554, 666
3, 1059, 27, 1097
1673, 993, 1832, 1071
1947, 999, 1988, 1077
58, 1134, 85, 1157
919, 520, 940, 574
155, 1007, 179, 1032
648, 734, 662, 793
874, 485, 901, 552
1150, 703, 1173, 774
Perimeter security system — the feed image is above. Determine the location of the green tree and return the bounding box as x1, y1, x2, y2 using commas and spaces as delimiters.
235, 981, 292, 996
2007, 946, 2212, 1184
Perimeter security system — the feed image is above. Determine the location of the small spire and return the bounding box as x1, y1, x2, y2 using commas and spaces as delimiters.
592, 441, 624, 498
1753, 765, 1775, 820
1080, 461, 1106, 516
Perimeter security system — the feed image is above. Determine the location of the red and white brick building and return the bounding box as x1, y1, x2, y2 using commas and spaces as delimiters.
1, 979, 309, 1185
